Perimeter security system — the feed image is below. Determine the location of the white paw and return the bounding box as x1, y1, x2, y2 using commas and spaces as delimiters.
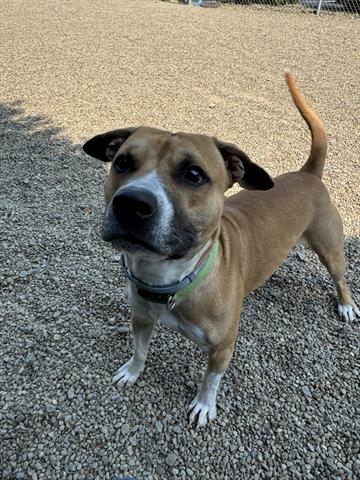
188, 395, 217, 427
112, 358, 143, 389
338, 303, 360, 322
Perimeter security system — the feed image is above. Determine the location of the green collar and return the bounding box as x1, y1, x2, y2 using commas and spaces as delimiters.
120, 241, 220, 309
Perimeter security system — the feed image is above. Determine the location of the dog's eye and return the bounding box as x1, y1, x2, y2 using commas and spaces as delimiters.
114, 154, 134, 174
183, 166, 208, 186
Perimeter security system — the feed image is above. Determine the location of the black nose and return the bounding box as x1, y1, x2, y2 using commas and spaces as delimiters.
112, 188, 158, 226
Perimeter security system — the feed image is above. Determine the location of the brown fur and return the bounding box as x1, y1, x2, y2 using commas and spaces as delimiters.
83, 74, 357, 417
176, 75, 354, 372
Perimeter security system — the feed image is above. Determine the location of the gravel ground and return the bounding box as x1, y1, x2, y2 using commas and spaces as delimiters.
0, 1, 359, 479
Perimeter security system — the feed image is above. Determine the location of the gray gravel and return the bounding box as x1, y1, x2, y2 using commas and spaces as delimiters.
0, 1, 359, 479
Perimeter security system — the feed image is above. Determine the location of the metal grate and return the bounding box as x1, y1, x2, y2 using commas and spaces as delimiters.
185, 0, 360, 15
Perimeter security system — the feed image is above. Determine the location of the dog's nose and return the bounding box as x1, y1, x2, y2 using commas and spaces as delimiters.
112, 188, 158, 226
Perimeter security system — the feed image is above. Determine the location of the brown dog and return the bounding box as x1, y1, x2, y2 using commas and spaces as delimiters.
83, 74, 358, 427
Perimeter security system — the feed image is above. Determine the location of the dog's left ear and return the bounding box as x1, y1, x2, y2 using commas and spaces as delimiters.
216, 140, 274, 190
83, 128, 137, 162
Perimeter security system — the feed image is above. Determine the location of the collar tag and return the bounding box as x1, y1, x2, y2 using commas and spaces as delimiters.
167, 295, 176, 311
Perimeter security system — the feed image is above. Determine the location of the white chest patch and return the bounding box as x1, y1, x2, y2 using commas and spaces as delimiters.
159, 311, 207, 348
129, 286, 207, 348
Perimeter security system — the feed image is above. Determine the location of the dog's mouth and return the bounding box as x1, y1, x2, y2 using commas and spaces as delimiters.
101, 204, 198, 258
102, 225, 197, 259
102, 229, 160, 254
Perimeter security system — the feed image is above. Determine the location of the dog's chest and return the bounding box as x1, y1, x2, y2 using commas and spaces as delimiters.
129, 288, 207, 347
159, 310, 207, 347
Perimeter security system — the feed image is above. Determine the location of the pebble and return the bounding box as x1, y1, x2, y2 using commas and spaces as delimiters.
155, 420, 163, 433
25, 353, 34, 366
156, 465, 166, 476
251, 449, 258, 459
64, 415, 72, 425
24, 324, 33, 334
297, 252, 306, 262
67, 386, 75, 400
2, 468, 12, 479
303, 385, 312, 398
45, 404, 56, 414
118, 325, 130, 333
121, 424, 130, 435
19, 271, 30, 278
165, 453, 178, 467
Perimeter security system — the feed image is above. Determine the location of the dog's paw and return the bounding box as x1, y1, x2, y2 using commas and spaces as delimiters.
188, 395, 217, 428
338, 302, 359, 322
112, 358, 143, 389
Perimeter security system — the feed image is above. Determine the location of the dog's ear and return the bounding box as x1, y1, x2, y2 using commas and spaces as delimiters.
83, 128, 137, 162
216, 140, 274, 190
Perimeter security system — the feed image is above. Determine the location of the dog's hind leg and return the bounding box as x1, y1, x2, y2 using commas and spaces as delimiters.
112, 316, 155, 389
302, 201, 359, 321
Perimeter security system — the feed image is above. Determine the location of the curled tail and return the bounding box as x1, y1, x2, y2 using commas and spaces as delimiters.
285, 73, 327, 178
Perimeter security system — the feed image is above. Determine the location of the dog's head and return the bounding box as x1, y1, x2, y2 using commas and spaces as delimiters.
83, 127, 273, 259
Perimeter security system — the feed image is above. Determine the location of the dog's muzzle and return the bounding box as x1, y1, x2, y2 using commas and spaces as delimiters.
102, 186, 197, 258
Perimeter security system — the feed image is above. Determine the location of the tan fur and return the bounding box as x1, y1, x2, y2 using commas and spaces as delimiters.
84, 74, 357, 425
175, 75, 355, 372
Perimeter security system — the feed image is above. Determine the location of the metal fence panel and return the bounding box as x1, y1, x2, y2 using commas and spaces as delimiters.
185, 0, 360, 14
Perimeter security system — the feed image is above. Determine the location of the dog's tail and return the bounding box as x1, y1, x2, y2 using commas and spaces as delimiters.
285, 73, 327, 179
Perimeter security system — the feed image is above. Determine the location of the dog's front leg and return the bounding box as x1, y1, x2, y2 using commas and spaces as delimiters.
188, 343, 234, 427
112, 315, 155, 389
